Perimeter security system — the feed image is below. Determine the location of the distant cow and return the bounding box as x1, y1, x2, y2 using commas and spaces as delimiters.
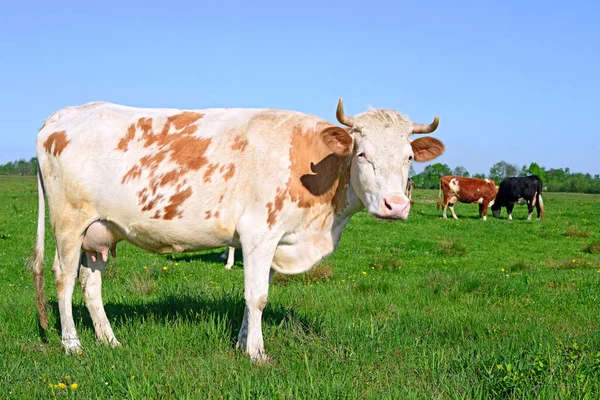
406, 177, 414, 204
491, 175, 545, 221
437, 176, 498, 220
31, 99, 444, 361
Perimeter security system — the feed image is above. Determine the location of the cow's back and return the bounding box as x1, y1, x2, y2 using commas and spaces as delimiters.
36, 102, 328, 253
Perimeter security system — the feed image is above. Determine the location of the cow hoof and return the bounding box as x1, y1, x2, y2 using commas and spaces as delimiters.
62, 338, 83, 354
249, 350, 270, 363
224, 263, 233, 270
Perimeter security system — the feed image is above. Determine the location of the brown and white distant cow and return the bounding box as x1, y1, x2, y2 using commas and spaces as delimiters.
437, 176, 498, 220
30, 99, 444, 361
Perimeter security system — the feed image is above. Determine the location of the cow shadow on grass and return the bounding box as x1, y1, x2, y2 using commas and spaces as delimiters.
47, 291, 320, 347
165, 248, 231, 264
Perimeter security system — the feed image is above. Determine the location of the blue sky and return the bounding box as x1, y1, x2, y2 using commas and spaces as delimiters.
1, 0, 598, 175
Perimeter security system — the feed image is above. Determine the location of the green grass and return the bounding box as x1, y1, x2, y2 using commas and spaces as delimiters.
1, 175, 599, 399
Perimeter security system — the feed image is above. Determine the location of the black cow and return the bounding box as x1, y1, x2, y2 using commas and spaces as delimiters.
491, 175, 545, 221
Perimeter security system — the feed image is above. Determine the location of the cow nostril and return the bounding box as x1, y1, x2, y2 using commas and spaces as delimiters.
384, 200, 392, 211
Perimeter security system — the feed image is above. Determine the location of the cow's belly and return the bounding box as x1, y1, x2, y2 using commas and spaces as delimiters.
124, 218, 236, 253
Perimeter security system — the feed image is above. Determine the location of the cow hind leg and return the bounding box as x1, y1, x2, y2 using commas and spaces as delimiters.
449, 203, 458, 219
223, 247, 235, 270
442, 199, 449, 219
527, 201, 534, 221
53, 233, 86, 353
79, 252, 120, 347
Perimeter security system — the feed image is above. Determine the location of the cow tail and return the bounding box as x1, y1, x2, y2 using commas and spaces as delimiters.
437, 180, 442, 210
537, 177, 545, 221
27, 166, 48, 330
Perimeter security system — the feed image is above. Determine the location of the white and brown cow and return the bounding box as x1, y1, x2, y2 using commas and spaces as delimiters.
30, 99, 444, 360
437, 176, 498, 220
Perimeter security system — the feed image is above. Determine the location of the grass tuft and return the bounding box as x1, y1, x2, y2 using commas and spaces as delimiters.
273, 262, 333, 286
584, 240, 600, 255
438, 240, 467, 257
128, 273, 158, 296
564, 227, 591, 238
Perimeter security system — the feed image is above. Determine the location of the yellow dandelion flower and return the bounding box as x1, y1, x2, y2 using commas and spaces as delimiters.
501, 268, 505, 272
362, 271, 367, 275
443, 260, 446, 264
341, 279, 345, 283
70, 383, 79, 390
175, 263, 179, 266
8, 283, 13, 287
57, 382, 66, 389
572, 259, 576, 263
64, 376, 70, 380
162, 266, 168, 271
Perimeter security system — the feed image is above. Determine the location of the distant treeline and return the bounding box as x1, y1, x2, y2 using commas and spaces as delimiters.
0, 157, 38, 176
411, 161, 600, 194
2, 158, 599, 194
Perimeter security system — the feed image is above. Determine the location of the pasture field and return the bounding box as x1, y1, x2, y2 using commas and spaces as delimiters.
0, 175, 599, 399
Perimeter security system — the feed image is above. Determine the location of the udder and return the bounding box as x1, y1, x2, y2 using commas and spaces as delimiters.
82, 221, 123, 262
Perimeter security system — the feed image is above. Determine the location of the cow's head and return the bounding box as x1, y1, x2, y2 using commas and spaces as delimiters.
327, 99, 444, 220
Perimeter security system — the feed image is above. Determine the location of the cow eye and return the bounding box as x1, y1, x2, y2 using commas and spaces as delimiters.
357, 152, 366, 159
408, 155, 413, 161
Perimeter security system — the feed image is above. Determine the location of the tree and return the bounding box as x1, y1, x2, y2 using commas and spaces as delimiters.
408, 165, 416, 178
413, 163, 452, 188
489, 161, 518, 183
518, 165, 528, 177
527, 162, 546, 182
452, 166, 470, 177
473, 173, 486, 178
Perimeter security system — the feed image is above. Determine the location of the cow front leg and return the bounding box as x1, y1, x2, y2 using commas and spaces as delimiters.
507, 203, 515, 221
236, 235, 279, 361
480, 202, 489, 221
79, 253, 120, 347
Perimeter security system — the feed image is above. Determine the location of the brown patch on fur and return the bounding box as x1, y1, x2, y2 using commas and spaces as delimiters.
43, 131, 70, 156
205, 211, 212, 219
214, 211, 220, 218
118, 112, 209, 218
287, 123, 350, 211
411, 137, 445, 162
117, 124, 136, 152
203, 163, 219, 183
266, 186, 287, 228
218, 194, 224, 203
231, 136, 249, 152
264, 122, 351, 228
222, 163, 235, 181
163, 187, 192, 220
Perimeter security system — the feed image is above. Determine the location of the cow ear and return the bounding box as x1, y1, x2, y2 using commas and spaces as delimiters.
411, 137, 445, 162
320, 126, 352, 156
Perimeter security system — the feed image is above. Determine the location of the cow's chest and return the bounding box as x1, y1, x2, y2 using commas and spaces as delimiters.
271, 216, 349, 274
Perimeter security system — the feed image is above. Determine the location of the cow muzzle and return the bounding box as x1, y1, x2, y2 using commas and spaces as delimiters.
374, 196, 411, 221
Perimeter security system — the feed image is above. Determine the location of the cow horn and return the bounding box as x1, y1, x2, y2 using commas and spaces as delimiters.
336, 99, 355, 127
411, 116, 439, 134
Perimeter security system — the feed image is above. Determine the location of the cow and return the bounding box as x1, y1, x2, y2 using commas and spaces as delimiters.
406, 177, 415, 204
29, 99, 444, 361
437, 176, 498, 220
222, 176, 416, 269
491, 175, 545, 221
